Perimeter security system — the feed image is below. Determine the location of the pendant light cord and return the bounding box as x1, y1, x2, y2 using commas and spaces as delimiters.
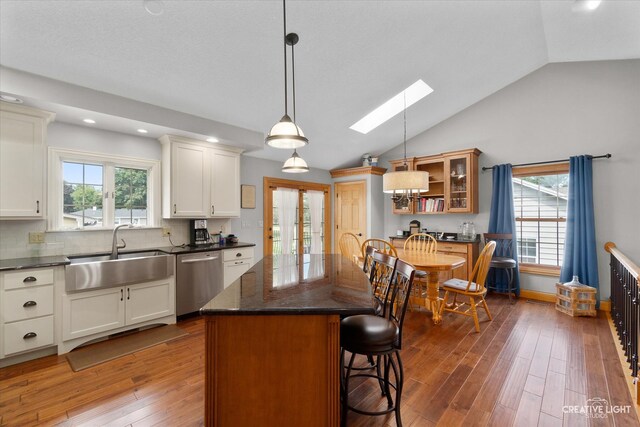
283, 0, 288, 116
291, 42, 297, 123
403, 92, 407, 168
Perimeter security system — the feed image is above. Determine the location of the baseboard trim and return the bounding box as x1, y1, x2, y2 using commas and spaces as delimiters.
519, 289, 611, 312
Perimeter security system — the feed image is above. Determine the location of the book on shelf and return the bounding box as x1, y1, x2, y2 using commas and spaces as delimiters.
418, 197, 445, 213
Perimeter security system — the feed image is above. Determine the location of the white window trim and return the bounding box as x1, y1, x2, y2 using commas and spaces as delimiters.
48, 147, 161, 231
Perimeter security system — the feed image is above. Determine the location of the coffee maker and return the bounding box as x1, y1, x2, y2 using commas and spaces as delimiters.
189, 219, 211, 246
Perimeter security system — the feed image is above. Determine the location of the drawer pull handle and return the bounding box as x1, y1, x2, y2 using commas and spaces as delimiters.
23, 276, 37, 283
236, 253, 242, 257
23, 300, 37, 307
23, 332, 37, 340
235, 261, 243, 264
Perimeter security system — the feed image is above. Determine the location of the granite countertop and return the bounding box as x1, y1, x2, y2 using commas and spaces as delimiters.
201, 254, 375, 316
154, 241, 255, 254
0, 255, 71, 271
0, 242, 256, 271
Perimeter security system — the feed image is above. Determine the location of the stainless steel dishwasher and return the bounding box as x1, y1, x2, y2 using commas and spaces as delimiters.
176, 251, 223, 316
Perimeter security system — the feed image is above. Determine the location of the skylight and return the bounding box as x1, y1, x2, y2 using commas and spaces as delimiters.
349, 80, 434, 134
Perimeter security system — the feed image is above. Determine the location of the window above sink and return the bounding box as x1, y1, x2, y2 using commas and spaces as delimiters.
48, 147, 161, 231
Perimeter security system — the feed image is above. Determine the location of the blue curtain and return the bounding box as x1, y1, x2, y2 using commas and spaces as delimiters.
560, 156, 599, 292
488, 164, 520, 295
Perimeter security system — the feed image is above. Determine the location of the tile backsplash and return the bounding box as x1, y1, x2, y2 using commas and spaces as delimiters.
0, 219, 231, 259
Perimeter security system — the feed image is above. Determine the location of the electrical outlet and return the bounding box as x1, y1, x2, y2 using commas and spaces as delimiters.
162, 227, 172, 237
29, 232, 45, 244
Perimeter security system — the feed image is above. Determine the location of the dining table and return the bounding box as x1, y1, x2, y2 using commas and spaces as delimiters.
394, 248, 466, 324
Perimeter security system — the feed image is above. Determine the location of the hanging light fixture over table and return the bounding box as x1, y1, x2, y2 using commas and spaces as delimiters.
383, 94, 429, 203
266, 0, 310, 174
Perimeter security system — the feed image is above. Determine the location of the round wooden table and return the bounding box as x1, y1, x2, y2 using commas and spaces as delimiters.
395, 248, 466, 324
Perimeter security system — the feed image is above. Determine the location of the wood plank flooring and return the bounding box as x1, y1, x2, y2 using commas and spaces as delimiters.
0, 296, 637, 426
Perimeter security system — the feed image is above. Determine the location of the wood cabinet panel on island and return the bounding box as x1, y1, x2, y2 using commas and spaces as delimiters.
0, 103, 55, 218
160, 135, 242, 219
388, 148, 480, 215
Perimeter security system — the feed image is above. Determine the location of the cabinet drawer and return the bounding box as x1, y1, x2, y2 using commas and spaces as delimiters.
3, 268, 54, 290
437, 243, 468, 254
223, 247, 254, 262
3, 286, 54, 322
3, 315, 54, 356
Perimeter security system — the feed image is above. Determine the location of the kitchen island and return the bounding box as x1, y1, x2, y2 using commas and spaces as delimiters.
200, 254, 374, 427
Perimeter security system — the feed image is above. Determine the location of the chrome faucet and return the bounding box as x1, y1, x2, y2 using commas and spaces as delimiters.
111, 224, 133, 260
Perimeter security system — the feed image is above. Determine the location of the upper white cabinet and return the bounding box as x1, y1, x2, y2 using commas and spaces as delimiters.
210, 149, 240, 217
0, 103, 55, 218
160, 135, 242, 219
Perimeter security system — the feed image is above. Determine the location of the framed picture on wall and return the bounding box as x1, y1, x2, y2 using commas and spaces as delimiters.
241, 184, 256, 209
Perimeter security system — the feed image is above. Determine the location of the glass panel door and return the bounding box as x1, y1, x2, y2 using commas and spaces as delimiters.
446, 155, 469, 212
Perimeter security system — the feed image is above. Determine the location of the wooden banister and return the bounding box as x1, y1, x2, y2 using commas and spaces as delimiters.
605, 242, 640, 279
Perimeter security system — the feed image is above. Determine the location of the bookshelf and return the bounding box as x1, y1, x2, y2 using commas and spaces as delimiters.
388, 148, 481, 215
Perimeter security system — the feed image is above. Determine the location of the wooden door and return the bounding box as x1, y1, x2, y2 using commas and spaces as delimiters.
334, 181, 367, 254
263, 177, 331, 256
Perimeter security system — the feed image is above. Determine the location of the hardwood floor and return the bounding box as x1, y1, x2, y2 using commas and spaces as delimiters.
0, 296, 637, 427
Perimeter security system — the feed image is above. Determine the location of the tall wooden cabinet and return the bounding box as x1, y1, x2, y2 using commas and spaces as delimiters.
0, 103, 55, 218
160, 135, 243, 218
388, 148, 481, 215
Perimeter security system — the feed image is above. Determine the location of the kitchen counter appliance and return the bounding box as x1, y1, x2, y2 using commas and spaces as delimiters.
189, 219, 211, 246
176, 251, 223, 316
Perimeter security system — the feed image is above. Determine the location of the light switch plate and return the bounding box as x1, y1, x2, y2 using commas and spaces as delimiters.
162, 227, 172, 237
29, 232, 45, 244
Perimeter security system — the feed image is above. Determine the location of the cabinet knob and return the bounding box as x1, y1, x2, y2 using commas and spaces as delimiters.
357, 233, 363, 237
23, 276, 37, 283
23, 332, 37, 340
236, 253, 242, 257
23, 300, 37, 307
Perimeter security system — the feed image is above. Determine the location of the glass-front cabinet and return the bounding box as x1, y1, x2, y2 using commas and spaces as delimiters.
388, 148, 480, 215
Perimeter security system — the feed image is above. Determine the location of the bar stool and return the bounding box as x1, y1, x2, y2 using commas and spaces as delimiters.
340, 259, 415, 427
484, 233, 517, 303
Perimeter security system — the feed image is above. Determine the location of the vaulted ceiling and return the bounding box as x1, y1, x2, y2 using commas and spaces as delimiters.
1, 1, 638, 170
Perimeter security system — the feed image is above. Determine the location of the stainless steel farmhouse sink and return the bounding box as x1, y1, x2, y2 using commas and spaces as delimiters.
65, 250, 175, 293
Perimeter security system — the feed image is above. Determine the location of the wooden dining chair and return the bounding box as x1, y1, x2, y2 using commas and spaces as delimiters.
440, 241, 496, 332
361, 238, 397, 258
403, 233, 437, 310
339, 232, 362, 265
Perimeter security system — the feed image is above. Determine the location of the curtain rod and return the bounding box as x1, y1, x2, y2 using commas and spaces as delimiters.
482, 153, 612, 171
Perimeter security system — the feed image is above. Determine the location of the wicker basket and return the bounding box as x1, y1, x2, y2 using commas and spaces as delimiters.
555, 282, 597, 317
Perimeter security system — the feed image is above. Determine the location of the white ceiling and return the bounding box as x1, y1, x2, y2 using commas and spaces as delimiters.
1, 0, 638, 170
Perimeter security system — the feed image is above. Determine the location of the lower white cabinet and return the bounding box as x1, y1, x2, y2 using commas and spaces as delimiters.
223, 247, 254, 288
1, 266, 61, 362
62, 277, 175, 343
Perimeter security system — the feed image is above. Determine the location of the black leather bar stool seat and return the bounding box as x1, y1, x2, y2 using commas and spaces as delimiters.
490, 257, 517, 269
341, 315, 399, 354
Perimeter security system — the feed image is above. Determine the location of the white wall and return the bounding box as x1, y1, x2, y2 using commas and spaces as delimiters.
381, 59, 640, 300
228, 155, 332, 260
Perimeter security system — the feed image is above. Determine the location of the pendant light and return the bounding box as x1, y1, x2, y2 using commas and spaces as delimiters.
266, 0, 309, 150
282, 149, 309, 173
383, 93, 429, 202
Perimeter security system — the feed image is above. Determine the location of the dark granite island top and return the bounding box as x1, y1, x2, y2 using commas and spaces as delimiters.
201, 254, 375, 316
200, 254, 373, 426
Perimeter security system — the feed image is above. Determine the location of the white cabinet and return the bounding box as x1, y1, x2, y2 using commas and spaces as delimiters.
60, 277, 176, 352
1, 267, 59, 360
160, 135, 242, 219
62, 286, 126, 341
0, 103, 55, 218
223, 247, 254, 288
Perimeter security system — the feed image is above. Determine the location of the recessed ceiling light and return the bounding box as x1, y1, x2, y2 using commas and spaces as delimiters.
144, 0, 164, 16
573, 0, 602, 12
0, 94, 24, 104
350, 80, 434, 134
206, 137, 219, 143
137, 129, 148, 134
83, 118, 96, 124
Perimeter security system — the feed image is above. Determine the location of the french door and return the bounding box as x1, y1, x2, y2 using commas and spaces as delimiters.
263, 177, 331, 256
